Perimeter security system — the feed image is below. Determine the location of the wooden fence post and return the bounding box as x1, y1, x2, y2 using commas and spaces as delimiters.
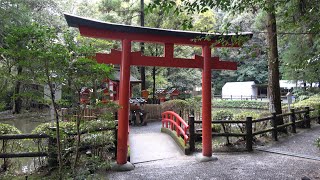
48, 137, 58, 167
191, 109, 195, 116
2, 139, 7, 171
271, 112, 278, 141
246, 117, 253, 152
114, 126, 118, 159
305, 107, 311, 128
290, 108, 296, 133
188, 115, 195, 152
318, 105, 320, 124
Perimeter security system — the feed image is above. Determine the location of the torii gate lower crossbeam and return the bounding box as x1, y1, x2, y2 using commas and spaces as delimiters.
64, 13, 253, 169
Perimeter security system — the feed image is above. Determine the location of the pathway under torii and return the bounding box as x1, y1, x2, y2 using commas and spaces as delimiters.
64, 13, 253, 169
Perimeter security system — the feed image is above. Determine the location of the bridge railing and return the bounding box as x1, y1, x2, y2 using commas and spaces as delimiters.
162, 111, 189, 145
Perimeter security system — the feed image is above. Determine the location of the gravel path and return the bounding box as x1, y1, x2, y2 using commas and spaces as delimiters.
105, 122, 320, 180
256, 125, 320, 160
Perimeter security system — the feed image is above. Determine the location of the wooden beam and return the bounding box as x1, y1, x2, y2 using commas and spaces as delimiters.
0, 134, 49, 140
79, 26, 243, 47
0, 152, 48, 158
96, 50, 237, 70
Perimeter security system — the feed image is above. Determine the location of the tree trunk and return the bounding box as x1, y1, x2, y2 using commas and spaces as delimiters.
73, 91, 82, 170
266, 3, 283, 124
13, 66, 22, 114
140, 0, 146, 91
44, 61, 62, 179
92, 79, 97, 102
152, 67, 156, 103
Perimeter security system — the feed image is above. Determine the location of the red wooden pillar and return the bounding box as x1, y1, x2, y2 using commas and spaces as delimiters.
117, 39, 131, 164
202, 44, 212, 157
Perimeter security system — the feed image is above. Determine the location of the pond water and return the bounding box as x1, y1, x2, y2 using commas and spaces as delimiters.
0, 111, 52, 174
0, 113, 52, 133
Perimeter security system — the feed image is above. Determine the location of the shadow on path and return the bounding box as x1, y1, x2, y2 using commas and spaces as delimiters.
129, 121, 183, 164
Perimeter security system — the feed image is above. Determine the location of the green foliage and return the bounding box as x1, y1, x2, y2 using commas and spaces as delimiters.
0, 123, 21, 135
0, 102, 6, 111
95, 100, 120, 113
161, 128, 190, 154
213, 110, 233, 144
234, 111, 261, 134
161, 99, 189, 113
31, 109, 116, 177
292, 94, 320, 109
32, 122, 76, 137
185, 96, 202, 107
211, 124, 222, 132
213, 110, 234, 120
0, 123, 24, 171
316, 137, 320, 149
32, 118, 115, 139
234, 111, 260, 120
213, 100, 269, 109
292, 88, 320, 101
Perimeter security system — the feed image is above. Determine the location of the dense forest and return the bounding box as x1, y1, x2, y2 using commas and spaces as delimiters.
0, 0, 320, 114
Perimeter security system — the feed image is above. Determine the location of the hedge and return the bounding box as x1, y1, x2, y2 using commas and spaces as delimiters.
212, 100, 269, 109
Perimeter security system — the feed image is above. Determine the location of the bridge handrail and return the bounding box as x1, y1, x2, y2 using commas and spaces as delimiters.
161, 111, 189, 145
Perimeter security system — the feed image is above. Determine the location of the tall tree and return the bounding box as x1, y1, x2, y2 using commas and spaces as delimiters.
278, 0, 320, 86
147, 0, 285, 118
266, 1, 282, 115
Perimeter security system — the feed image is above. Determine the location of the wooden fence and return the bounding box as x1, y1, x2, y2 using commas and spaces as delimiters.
213, 95, 287, 101
0, 126, 117, 168
143, 104, 162, 121
188, 106, 320, 152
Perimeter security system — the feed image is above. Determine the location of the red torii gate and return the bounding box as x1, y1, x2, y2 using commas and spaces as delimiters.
64, 13, 252, 168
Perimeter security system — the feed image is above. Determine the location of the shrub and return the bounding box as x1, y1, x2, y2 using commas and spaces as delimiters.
212, 100, 269, 109
234, 111, 260, 120
316, 137, 320, 149
211, 124, 221, 132
185, 96, 202, 119
234, 112, 262, 134
0, 123, 23, 171
213, 110, 234, 144
0, 123, 21, 134
0, 102, 6, 111
292, 94, 320, 109
161, 99, 189, 114
31, 110, 116, 174
213, 110, 234, 120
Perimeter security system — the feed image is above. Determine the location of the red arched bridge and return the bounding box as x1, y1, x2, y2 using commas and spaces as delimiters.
129, 111, 189, 164
162, 111, 189, 145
